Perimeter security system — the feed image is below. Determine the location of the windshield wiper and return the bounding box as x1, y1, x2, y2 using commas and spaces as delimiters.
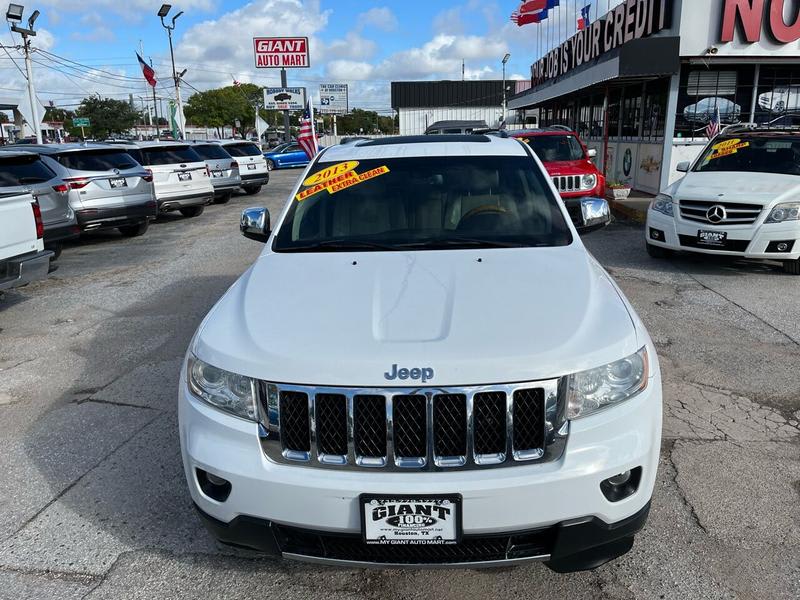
398, 237, 526, 249
283, 239, 400, 252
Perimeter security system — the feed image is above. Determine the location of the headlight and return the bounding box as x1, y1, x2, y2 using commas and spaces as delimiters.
765, 202, 800, 224
650, 194, 674, 217
188, 356, 257, 421
581, 174, 597, 190
565, 347, 649, 419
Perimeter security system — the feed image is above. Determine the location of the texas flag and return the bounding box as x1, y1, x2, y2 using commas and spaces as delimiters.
577, 5, 591, 30
136, 53, 157, 88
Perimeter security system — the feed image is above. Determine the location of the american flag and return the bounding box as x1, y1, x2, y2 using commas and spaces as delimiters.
297, 98, 319, 160
706, 106, 721, 139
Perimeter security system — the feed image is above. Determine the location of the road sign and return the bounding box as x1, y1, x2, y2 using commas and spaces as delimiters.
253, 37, 310, 68
264, 87, 306, 111
72, 117, 90, 127
318, 84, 348, 114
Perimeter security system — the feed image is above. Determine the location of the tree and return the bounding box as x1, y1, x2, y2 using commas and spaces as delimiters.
74, 96, 140, 138
336, 109, 394, 135
184, 83, 283, 137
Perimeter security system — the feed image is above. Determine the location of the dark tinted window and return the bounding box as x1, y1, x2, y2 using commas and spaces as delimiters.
140, 146, 202, 165
55, 149, 140, 171
273, 156, 572, 252
225, 143, 262, 157
519, 135, 585, 162
0, 155, 56, 185
694, 135, 800, 175
283, 144, 301, 153
193, 144, 232, 160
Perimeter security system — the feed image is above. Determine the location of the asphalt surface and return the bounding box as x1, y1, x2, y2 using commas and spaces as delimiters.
1, 169, 798, 599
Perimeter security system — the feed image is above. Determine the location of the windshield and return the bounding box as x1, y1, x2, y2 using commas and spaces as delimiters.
0, 155, 55, 185
225, 143, 262, 157
140, 146, 202, 166
273, 156, 572, 252
519, 135, 585, 162
193, 144, 232, 160
54, 149, 140, 171
694, 136, 800, 175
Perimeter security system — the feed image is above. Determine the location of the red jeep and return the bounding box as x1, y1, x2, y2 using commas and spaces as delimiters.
509, 127, 605, 200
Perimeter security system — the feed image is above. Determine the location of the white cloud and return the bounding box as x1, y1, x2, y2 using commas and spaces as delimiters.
356, 7, 398, 32
433, 7, 466, 35
324, 32, 377, 61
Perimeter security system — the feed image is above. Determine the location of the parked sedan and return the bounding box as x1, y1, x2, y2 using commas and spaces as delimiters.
263, 142, 321, 170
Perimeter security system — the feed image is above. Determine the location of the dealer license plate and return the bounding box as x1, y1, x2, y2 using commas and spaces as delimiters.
178, 172, 192, 181
109, 177, 127, 188
361, 495, 461, 545
247, 163, 257, 170
211, 170, 224, 178
698, 230, 727, 247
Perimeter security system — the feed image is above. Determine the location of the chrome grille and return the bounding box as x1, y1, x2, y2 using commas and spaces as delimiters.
679, 200, 763, 225
552, 175, 581, 192
258, 380, 566, 471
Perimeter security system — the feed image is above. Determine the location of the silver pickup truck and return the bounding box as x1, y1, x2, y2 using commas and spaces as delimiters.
0, 191, 54, 292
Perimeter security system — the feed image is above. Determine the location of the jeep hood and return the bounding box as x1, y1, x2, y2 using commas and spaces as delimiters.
672, 171, 800, 204
194, 245, 641, 387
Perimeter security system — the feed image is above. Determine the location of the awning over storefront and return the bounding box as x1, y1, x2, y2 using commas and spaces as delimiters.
509, 37, 681, 110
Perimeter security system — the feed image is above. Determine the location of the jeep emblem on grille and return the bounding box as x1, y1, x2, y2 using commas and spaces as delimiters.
384, 364, 434, 383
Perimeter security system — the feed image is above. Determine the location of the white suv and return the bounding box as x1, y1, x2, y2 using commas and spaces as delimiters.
646, 126, 800, 274
218, 140, 269, 195
179, 135, 662, 571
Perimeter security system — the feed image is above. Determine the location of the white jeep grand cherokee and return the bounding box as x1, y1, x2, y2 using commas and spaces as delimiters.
179, 134, 662, 572
647, 126, 800, 274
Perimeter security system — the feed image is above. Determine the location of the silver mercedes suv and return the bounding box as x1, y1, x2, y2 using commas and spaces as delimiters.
188, 142, 241, 204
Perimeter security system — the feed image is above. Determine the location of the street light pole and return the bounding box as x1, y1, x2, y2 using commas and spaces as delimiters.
7, 5, 42, 143
158, 4, 185, 140
501, 53, 511, 125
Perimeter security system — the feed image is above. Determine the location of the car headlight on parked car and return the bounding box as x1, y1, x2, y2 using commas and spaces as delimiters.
581, 174, 597, 190
565, 347, 649, 419
765, 202, 800, 224
650, 194, 674, 217
188, 356, 257, 421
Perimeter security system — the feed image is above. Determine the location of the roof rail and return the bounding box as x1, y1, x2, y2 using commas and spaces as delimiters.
548, 124, 572, 132
720, 122, 756, 135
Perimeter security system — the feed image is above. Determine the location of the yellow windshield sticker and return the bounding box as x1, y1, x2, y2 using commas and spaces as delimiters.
708, 138, 750, 160
295, 165, 390, 201
302, 161, 359, 187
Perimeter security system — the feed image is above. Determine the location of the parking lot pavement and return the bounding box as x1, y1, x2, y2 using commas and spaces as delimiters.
0, 171, 798, 599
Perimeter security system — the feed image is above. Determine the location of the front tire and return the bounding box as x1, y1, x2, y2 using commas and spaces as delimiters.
646, 242, 672, 259
783, 259, 800, 275
213, 192, 232, 205
179, 206, 205, 218
242, 185, 262, 195
118, 221, 149, 237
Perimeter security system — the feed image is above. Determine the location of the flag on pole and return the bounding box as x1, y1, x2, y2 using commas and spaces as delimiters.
577, 5, 591, 30
297, 97, 319, 160
511, 0, 549, 26
706, 106, 721, 139
136, 53, 157, 88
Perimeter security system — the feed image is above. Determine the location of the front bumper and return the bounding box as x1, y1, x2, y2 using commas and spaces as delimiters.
0, 249, 54, 291
75, 201, 157, 231
647, 209, 800, 260
179, 368, 662, 569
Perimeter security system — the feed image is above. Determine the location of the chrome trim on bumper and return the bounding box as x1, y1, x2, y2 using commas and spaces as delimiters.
281, 552, 551, 570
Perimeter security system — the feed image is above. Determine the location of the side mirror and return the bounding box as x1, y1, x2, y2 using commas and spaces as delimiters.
676, 161, 690, 172
575, 197, 611, 234
587, 148, 597, 158
240, 207, 271, 243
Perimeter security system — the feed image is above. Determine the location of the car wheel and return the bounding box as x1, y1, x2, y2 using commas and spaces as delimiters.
266, 159, 275, 171
179, 206, 205, 218
243, 185, 262, 195
783, 259, 800, 275
118, 221, 149, 237
213, 192, 232, 205
646, 242, 671, 259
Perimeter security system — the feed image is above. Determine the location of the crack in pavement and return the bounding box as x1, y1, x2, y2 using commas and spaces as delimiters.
666, 440, 710, 536
0, 564, 100, 586
71, 396, 159, 411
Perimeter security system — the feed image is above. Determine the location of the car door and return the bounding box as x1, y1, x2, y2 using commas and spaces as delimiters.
283, 144, 304, 166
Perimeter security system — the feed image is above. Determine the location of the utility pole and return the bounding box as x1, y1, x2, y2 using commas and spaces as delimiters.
158, 5, 185, 140
151, 59, 160, 139
7, 5, 42, 143
280, 67, 290, 142
501, 53, 510, 124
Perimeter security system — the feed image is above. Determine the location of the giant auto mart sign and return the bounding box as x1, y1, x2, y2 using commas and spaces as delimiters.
531, 0, 672, 86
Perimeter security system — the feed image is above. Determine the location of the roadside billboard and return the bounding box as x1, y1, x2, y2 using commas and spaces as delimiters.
264, 87, 306, 111
318, 84, 348, 114
253, 37, 310, 68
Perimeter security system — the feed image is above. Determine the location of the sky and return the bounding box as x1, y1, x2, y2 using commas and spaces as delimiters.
0, 0, 626, 115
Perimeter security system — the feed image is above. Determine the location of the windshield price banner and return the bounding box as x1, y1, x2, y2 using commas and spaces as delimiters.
296, 161, 390, 201
253, 37, 310, 68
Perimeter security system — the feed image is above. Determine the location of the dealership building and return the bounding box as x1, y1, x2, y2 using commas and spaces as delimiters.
508, 0, 800, 194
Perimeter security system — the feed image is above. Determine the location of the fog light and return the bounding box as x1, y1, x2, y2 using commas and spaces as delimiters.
196, 468, 232, 502
600, 467, 642, 502
766, 240, 795, 253
649, 228, 664, 241
777, 243, 788, 252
